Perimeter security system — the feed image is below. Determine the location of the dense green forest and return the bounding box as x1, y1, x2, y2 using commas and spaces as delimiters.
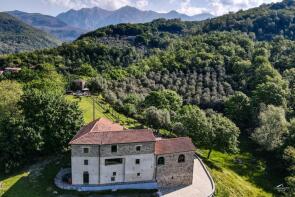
1, 0, 295, 196
0, 13, 61, 54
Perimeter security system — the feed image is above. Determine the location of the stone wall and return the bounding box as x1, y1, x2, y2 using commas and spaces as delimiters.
100, 142, 155, 157
71, 144, 99, 157
71, 143, 156, 185
155, 151, 194, 187
71, 156, 99, 185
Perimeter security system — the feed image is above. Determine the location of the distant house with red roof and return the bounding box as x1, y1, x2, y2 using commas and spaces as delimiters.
70, 117, 196, 187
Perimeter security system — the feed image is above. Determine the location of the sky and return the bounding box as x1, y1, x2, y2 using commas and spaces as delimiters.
0, 0, 283, 16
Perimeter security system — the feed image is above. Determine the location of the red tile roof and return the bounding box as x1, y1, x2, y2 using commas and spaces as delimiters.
70, 129, 156, 145
155, 137, 196, 155
69, 118, 155, 145
70, 118, 124, 142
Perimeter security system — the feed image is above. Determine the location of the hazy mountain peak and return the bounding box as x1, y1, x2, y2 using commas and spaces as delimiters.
7, 10, 86, 41
57, 6, 214, 30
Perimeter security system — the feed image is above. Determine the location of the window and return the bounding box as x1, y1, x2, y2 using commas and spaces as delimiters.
83, 172, 89, 184
178, 154, 185, 163
83, 147, 89, 153
105, 158, 123, 166
136, 146, 141, 151
113, 172, 116, 176
111, 145, 117, 153
137, 173, 140, 176
84, 159, 88, 165
157, 157, 165, 165
111, 177, 115, 182
135, 159, 140, 164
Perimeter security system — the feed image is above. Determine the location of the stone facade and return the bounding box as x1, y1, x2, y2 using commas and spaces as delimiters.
71, 142, 156, 185
71, 145, 99, 157
100, 142, 155, 157
69, 118, 196, 187
155, 151, 195, 187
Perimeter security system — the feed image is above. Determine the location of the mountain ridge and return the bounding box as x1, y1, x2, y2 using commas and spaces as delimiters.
57, 6, 214, 30
0, 12, 61, 54
7, 10, 86, 41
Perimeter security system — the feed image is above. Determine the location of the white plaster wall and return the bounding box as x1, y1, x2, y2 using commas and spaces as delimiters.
100, 157, 125, 184
99, 154, 155, 184
71, 157, 99, 185
124, 154, 155, 182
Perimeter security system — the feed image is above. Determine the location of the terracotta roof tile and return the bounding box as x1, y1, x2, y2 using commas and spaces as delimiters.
70, 129, 156, 145
155, 137, 196, 155
91, 118, 124, 132
70, 118, 124, 143
69, 118, 155, 145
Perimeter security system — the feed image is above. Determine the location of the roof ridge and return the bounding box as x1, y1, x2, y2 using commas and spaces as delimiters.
89, 119, 99, 133
157, 137, 191, 141
69, 118, 100, 144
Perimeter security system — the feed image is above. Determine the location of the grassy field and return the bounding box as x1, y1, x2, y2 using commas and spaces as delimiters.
67, 95, 141, 127
0, 155, 156, 197
197, 135, 284, 197
198, 149, 274, 197
0, 96, 281, 197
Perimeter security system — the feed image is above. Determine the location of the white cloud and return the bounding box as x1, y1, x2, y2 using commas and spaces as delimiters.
135, 0, 149, 9
207, 0, 282, 15
177, 6, 209, 16
46, 0, 131, 10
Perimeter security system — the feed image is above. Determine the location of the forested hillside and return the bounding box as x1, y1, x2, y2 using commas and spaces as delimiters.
7, 11, 86, 41
0, 12, 61, 54
199, 0, 295, 41
1, 0, 295, 196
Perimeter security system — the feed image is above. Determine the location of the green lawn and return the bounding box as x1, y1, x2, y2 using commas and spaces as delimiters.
198, 149, 273, 197
67, 95, 140, 127
197, 136, 284, 197
0, 96, 281, 197
0, 155, 156, 197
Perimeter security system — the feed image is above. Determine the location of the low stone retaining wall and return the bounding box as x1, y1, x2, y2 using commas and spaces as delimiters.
54, 168, 158, 192
195, 154, 215, 197
54, 168, 77, 190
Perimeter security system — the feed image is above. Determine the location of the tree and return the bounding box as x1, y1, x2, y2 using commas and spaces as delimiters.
252, 56, 280, 87
283, 68, 295, 115
78, 63, 97, 77
24, 63, 65, 94
0, 117, 42, 173
20, 90, 84, 153
87, 76, 108, 93
0, 80, 22, 121
144, 90, 183, 111
176, 105, 210, 146
224, 92, 251, 129
251, 105, 289, 151
283, 146, 295, 196
287, 119, 295, 147
144, 106, 171, 129
206, 112, 240, 158
252, 81, 288, 108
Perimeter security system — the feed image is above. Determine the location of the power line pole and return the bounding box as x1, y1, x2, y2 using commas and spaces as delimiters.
92, 97, 95, 121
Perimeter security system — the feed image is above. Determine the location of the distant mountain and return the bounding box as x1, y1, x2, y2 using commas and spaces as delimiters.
0, 12, 61, 54
57, 6, 214, 30
7, 10, 86, 41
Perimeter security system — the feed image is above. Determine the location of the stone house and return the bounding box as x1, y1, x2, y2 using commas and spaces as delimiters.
69, 118, 196, 187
